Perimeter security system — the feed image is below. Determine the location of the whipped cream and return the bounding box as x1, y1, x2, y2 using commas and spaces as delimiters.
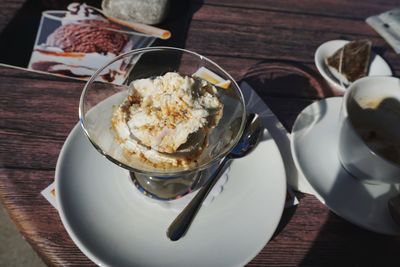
112, 72, 223, 168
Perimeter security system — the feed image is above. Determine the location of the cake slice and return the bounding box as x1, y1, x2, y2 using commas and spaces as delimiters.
325, 40, 372, 86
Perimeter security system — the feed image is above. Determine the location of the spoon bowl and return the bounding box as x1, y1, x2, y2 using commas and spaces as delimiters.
230, 113, 262, 158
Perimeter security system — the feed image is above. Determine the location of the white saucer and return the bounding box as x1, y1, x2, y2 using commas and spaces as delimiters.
291, 97, 400, 235
315, 40, 392, 92
55, 122, 286, 267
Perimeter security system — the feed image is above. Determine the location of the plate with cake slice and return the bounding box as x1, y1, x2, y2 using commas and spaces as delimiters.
315, 39, 392, 92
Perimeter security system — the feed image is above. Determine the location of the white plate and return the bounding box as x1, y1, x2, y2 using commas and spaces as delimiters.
55, 121, 286, 266
291, 97, 400, 235
314, 40, 392, 92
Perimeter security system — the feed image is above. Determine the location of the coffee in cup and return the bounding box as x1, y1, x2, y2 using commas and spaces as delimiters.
338, 76, 400, 184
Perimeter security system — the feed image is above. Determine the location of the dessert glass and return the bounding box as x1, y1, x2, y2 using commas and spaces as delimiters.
79, 47, 246, 200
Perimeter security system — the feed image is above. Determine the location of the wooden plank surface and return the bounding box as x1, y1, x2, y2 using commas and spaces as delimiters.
1, 0, 400, 266
196, 0, 396, 19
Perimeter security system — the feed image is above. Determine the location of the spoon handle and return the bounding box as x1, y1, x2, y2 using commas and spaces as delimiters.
167, 157, 230, 241
106, 16, 171, 39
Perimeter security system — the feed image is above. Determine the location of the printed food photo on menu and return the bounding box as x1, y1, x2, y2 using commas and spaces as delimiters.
27, 3, 156, 84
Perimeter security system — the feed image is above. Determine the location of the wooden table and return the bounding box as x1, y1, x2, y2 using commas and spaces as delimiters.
1, 0, 400, 266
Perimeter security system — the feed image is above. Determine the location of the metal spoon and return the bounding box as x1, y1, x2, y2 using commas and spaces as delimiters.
167, 113, 263, 241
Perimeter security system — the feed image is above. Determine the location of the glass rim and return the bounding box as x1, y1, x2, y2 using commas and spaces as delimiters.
79, 46, 247, 176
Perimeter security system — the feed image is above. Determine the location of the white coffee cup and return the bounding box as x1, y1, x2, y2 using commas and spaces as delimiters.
338, 76, 400, 184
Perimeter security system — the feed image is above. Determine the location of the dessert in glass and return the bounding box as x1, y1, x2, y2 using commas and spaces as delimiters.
79, 47, 246, 200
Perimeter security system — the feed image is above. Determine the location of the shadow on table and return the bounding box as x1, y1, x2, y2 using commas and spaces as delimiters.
298, 198, 400, 267
153, 0, 203, 48
239, 60, 336, 237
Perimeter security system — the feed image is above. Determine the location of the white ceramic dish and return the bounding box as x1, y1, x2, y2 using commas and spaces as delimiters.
55, 119, 286, 266
291, 97, 400, 235
314, 40, 392, 92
